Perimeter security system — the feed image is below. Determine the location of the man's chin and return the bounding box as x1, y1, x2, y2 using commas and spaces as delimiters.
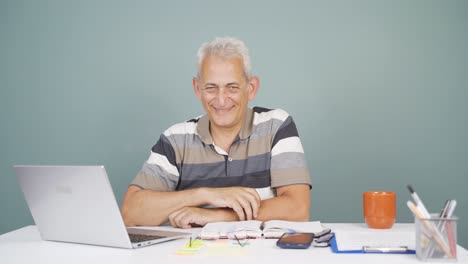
212, 121, 234, 128
210, 118, 236, 129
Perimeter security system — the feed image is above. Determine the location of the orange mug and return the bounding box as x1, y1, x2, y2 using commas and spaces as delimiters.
363, 191, 396, 229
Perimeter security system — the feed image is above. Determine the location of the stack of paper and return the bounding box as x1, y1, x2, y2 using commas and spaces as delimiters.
333, 228, 415, 252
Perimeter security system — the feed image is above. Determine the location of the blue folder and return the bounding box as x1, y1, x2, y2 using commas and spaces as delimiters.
329, 233, 416, 254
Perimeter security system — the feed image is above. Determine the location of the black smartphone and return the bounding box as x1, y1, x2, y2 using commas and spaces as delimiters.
276, 233, 315, 249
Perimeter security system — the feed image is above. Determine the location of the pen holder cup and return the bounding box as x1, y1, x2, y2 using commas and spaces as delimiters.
415, 214, 458, 262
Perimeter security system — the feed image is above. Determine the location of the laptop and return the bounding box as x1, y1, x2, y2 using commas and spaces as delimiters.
14, 165, 191, 249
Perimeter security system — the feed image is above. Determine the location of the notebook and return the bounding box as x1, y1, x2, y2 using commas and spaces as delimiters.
200, 220, 324, 239
14, 165, 191, 249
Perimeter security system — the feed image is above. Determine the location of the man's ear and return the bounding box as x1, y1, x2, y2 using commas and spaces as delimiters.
248, 76, 260, 101
193, 77, 202, 100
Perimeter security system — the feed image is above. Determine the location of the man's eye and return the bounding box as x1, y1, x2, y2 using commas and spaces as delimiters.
204, 87, 217, 92
228, 86, 240, 92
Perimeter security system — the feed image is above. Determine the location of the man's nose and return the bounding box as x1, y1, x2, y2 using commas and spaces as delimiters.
215, 87, 228, 104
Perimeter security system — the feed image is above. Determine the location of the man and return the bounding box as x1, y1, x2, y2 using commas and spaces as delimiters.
121, 37, 311, 228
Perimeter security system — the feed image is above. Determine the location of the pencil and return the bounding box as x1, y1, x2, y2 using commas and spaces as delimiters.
407, 201, 453, 258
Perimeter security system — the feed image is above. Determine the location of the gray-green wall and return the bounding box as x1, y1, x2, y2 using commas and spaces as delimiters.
1, 0, 467, 247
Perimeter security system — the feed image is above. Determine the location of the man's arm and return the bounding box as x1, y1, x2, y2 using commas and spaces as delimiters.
121, 186, 203, 226
168, 184, 310, 228
121, 185, 261, 226
256, 184, 310, 221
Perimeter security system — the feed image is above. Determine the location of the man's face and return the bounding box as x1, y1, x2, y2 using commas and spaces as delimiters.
194, 55, 258, 132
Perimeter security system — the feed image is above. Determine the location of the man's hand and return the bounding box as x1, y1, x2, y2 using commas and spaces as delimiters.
203, 187, 261, 221
168, 207, 216, 228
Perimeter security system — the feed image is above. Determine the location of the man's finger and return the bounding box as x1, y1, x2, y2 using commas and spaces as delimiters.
240, 191, 260, 219
237, 198, 253, 220
231, 204, 246, 221
244, 187, 261, 201
182, 212, 197, 229
168, 211, 179, 227
176, 214, 190, 229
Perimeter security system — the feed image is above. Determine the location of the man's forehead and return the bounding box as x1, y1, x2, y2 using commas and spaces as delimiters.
199, 59, 246, 83
199, 77, 246, 86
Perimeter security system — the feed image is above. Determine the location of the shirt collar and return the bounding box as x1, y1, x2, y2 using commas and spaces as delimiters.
239, 107, 254, 140
197, 107, 254, 145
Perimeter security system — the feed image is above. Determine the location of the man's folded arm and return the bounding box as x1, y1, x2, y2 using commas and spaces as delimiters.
121, 185, 261, 226
255, 184, 311, 222
121, 185, 206, 226
166, 184, 311, 228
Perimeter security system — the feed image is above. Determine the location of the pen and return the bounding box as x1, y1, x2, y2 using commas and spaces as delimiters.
425, 200, 452, 258
363, 246, 409, 253
439, 200, 451, 219
407, 185, 431, 218
407, 201, 453, 258
445, 200, 457, 218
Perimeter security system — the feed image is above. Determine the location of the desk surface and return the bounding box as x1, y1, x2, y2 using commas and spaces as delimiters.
1, 223, 467, 264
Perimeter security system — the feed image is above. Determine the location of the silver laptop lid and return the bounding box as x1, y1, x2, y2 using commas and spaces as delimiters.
15, 165, 135, 248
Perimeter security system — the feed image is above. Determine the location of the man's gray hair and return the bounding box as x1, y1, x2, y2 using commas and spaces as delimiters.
197, 36, 252, 79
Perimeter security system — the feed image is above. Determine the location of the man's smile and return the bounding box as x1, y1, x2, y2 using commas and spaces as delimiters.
212, 105, 235, 113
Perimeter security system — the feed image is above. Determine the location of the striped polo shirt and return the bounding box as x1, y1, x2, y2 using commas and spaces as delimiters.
131, 107, 311, 197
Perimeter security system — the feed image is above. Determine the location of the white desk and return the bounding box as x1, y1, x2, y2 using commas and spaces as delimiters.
1, 223, 467, 264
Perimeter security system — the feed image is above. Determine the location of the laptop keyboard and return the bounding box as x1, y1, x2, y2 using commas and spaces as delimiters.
129, 233, 165, 243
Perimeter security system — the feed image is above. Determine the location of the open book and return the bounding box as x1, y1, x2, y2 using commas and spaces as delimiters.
199, 220, 324, 239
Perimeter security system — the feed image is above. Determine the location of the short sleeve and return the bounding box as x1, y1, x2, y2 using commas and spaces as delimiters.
130, 134, 180, 191
270, 116, 312, 188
